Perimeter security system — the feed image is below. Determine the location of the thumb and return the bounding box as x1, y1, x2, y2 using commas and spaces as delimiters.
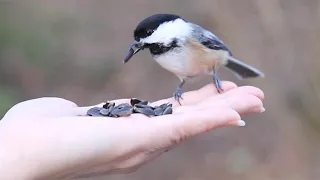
2, 97, 78, 120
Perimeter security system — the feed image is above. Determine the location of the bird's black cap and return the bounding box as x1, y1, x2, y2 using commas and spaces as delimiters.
133, 14, 184, 41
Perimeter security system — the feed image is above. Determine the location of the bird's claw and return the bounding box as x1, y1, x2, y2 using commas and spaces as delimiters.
214, 74, 224, 93
216, 87, 224, 93
173, 88, 183, 105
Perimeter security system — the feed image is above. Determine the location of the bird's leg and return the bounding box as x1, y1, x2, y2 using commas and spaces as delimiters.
173, 79, 186, 105
213, 68, 223, 93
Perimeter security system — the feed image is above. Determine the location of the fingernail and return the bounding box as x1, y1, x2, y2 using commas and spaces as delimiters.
260, 107, 266, 113
237, 120, 246, 127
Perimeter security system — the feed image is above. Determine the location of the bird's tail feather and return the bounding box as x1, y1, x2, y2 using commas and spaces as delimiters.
225, 56, 265, 79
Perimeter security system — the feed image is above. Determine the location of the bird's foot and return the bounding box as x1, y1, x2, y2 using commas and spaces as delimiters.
173, 88, 184, 105
214, 75, 224, 94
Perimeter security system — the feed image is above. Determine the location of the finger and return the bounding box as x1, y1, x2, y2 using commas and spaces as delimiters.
2, 97, 79, 120
177, 81, 238, 105
174, 94, 264, 116
151, 81, 238, 107
151, 108, 244, 145
219, 86, 265, 101
186, 85, 265, 111
196, 94, 264, 114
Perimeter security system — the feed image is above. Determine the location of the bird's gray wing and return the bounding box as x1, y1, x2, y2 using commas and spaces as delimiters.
189, 23, 233, 56
200, 36, 233, 56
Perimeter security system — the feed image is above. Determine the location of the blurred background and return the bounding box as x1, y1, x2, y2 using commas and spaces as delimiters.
1, 0, 320, 179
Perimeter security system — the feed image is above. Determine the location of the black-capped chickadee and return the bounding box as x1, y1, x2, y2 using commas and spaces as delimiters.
124, 14, 264, 105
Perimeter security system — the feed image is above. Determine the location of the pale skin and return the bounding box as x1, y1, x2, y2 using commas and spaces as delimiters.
0, 81, 265, 180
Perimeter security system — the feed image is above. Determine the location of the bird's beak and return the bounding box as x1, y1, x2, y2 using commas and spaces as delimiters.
123, 40, 144, 63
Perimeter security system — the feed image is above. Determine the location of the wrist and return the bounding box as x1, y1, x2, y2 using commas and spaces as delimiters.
0, 139, 33, 179
0, 121, 46, 180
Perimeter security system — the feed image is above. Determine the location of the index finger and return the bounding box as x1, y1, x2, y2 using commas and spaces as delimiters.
151, 81, 238, 107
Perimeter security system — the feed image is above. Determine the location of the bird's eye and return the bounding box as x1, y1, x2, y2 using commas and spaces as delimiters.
146, 29, 154, 36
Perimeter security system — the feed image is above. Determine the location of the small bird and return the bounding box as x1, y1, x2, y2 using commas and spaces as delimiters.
123, 14, 264, 105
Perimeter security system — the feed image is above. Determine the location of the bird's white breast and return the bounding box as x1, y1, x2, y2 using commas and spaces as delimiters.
153, 44, 216, 79
153, 48, 190, 76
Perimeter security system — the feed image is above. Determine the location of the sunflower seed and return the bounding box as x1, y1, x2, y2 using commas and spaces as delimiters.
100, 108, 110, 116
102, 102, 115, 109
87, 99, 173, 118
162, 106, 173, 115
130, 98, 142, 106
133, 106, 155, 116
134, 103, 152, 109
159, 103, 168, 110
87, 107, 104, 116
138, 100, 149, 105
154, 107, 163, 116
110, 104, 133, 117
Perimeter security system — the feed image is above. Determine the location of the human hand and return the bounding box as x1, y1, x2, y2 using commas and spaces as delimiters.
0, 81, 265, 180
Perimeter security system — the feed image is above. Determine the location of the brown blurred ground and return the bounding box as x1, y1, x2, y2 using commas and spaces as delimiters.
1, 0, 320, 179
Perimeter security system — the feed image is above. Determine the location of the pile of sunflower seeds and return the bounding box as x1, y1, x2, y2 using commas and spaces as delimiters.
86, 98, 173, 118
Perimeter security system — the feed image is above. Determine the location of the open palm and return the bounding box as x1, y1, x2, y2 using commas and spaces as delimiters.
0, 81, 265, 180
